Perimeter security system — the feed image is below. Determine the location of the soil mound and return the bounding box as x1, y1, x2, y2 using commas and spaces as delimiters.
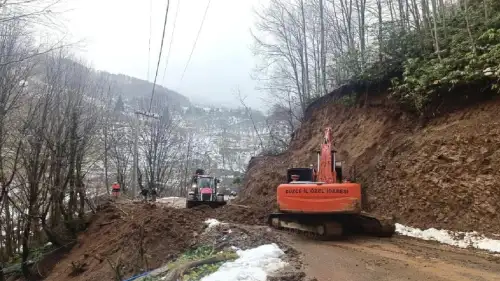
214, 205, 269, 225
42, 201, 271, 281
239, 94, 500, 236
44, 202, 214, 281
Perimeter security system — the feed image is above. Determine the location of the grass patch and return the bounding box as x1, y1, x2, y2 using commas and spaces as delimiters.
141, 246, 237, 281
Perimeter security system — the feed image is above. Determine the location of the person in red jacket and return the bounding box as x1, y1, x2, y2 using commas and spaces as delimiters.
112, 182, 121, 199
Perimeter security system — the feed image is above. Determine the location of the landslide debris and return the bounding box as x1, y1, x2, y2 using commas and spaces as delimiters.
213, 204, 268, 226
239, 92, 500, 237
42, 201, 274, 281
44, 202, 215, 281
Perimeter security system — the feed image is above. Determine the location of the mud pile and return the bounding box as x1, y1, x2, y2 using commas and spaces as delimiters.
240, 93, 500, 236
42, 202, 271, 281
213, 204, 269, 225
44, 202, 215, 281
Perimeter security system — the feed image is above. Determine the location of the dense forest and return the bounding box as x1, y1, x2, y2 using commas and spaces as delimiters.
253, 0, 500, 126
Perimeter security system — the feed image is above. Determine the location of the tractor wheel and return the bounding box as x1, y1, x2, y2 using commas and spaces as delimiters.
216, 194, 225, 202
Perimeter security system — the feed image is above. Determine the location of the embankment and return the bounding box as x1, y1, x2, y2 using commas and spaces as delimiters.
239, 88, 500, 236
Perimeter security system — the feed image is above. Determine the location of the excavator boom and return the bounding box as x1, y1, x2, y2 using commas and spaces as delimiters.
318, 127, 335, 183
268, 127, 395, 239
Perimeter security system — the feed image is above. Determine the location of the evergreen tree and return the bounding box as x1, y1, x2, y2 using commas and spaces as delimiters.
114, 95, 125, 112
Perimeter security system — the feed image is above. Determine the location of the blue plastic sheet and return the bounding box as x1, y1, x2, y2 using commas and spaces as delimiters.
121, 271, 152, 281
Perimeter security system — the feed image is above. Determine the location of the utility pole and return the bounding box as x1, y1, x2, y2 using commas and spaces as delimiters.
131, 112, 139, 199
131, 110, 159, 199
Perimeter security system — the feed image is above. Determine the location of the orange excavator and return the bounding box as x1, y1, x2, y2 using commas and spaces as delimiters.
268, 127, 395, 238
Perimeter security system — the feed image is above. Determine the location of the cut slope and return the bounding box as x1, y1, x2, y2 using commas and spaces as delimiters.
240, 94, 500, 236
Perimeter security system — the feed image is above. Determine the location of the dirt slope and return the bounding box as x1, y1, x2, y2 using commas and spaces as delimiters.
239, 93, 500, 236
43, 202, 267, 281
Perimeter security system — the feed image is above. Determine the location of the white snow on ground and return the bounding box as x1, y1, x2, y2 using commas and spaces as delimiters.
155, 197, 186, 208
200, 243, 288, 281
204, 218, 225, 229
396, 223, 500, 253
157, 196, 184, 201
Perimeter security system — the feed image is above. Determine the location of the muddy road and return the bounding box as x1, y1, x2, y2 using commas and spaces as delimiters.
289, 235, 500, 281
154, 199, 500, 280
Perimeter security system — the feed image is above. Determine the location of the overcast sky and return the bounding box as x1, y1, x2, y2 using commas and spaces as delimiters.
59, 0, 267, 108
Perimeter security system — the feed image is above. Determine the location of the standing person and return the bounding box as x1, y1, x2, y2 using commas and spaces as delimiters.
140, 188, 149, 202
150, 188, 157, 202
111, 182, 121, 199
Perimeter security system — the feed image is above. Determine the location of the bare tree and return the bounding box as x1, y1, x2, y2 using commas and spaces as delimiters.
108, 117, 133, 194
138, 98, 180, 197
0, 19, 33, 216
235, 89, 264, 152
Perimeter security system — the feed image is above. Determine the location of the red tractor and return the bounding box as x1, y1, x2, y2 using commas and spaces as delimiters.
186, 169, 226, 208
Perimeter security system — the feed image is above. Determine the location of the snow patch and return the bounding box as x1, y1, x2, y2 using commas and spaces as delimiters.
156, 196, 184, 202
159, 196, 183, 200
204, 218, 225, 229
396, 223, 500, 253
155, 197, 186, 208
200, 243, 288, 281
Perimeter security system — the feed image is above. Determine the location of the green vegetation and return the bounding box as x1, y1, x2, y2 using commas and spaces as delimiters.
253, 0, 500, 120
389, 1, 500, 113
141, 246, 237, 281
2, 243, 55, 275
176, 246, 225, 281
232, 177, 242, 185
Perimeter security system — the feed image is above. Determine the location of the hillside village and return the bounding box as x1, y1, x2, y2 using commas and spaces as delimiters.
83, 71, 291, 197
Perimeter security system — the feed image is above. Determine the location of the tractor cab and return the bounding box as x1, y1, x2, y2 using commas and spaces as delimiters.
186, 170, 226, 208
192, 175, 220, 200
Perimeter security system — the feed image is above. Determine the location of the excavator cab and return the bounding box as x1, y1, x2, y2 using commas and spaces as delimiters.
287, 168, 315, 183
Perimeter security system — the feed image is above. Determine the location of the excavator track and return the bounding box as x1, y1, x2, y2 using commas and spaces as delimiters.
355, 212, 396, 237
268, 212, 395, 240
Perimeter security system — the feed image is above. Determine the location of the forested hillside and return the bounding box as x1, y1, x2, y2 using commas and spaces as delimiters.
240, 0, 500, 238
252, 0, 500, 131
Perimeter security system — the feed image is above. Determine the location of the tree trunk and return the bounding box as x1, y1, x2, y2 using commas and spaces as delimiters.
430, 0, 442, 60
103, 124, 110, 196
300, 0, 310, 101
21, 187, 37, 279
3, 196, 13, 258
319, 0, 327, 95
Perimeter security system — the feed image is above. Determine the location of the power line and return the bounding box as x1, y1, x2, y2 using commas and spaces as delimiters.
147, 0, 153, 80
148, 0, 171, 112
161, 0, 181, 84
180, 0, 212, 82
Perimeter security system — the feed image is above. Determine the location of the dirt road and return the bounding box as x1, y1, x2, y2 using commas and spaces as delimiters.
290, 235, 500, 281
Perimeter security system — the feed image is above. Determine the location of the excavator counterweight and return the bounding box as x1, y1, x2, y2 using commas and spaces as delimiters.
268, 127, 395, 239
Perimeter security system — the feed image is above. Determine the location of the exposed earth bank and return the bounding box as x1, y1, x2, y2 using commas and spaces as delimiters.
238, 90, 500, 237
42, 201, 270, 281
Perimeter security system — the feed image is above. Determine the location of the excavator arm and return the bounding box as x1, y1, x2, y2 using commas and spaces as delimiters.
318, 127, 336, 183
